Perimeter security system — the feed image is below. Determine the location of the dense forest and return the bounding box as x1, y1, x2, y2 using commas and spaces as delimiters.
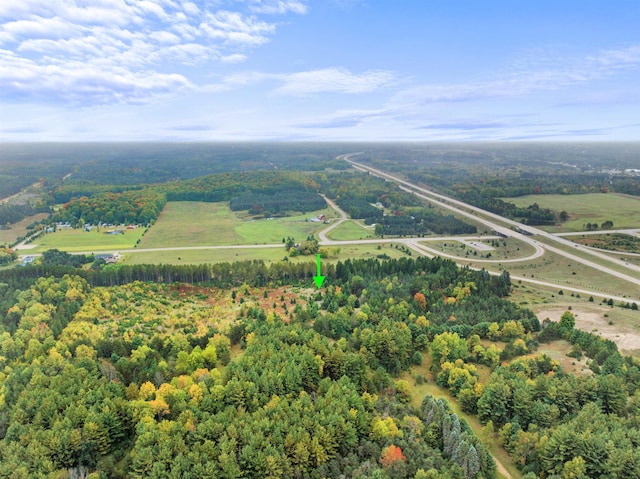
0, 143, 352, 190
0, 204, 51, 227
0, 257, 506, 479
372, 209, 477, 236
54, 190, 167, 226
1, 254, 637, 477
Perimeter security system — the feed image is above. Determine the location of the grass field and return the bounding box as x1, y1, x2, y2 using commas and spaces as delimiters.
420, 238, 537, 261
325, 220, 376, 241
0, 213, 48, 244
478, 249, 639, 301
139, 202, 334, 248
540, 239, 640, 280
534, 340, 591, 375
122, 243, 409, 266
571, 233, 640, 253
25, 227, 145, 253
503, 193, 640, 232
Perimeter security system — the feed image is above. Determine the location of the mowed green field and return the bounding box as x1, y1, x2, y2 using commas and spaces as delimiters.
504, 193, 640, 232
139, 201, 335, 248
325, 220, 376, 241
25, 227, 145, 253
122, 243, 408, 265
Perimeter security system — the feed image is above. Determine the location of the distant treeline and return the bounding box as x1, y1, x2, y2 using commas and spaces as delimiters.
229, 191, 326, 215
1, 260, 323, 289
372, 209, 477, 236
454, 192, 556, 225
0, 203, 50, 226
53, 184, 144, 204
14, 143, 350, 186
161, 171, 320, 203
315, 171, 413, 208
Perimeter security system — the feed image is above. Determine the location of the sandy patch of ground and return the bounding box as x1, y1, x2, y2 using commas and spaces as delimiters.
536, 305, 640, 354
15, 244, 38, 250
462, 240, 494, 251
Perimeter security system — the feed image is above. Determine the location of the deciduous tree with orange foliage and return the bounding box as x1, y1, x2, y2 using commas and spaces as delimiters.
381, 444, 406, 468
414, 292, 427, 311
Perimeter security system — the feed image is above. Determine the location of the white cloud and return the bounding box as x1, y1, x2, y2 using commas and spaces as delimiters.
212, 67, 394, 94
221, 53, 247, 63
0, 0, 304, 105
2, 16, 77, 41
203, 67, 396, 95
0, 48, 192, 104
247, 1, 309, 15
182, 2, 200, 16
391, 45, 640, 107
200, 10, 274, 45
149, 31, 181, 44
275, 68, 396, 95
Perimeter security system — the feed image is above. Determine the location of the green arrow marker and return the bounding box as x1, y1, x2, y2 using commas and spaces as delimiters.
313, 253, 325, 288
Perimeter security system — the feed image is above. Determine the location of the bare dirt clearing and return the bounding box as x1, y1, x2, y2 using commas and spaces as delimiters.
536, 305, 640, 354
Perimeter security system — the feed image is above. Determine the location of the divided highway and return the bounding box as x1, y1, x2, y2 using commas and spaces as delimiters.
343, 155, 640, 297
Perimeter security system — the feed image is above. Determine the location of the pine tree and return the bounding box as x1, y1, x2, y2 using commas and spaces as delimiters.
465, 444, 480, 479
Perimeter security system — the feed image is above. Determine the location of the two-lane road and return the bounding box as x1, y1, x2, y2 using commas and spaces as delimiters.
317, 195, 348, 243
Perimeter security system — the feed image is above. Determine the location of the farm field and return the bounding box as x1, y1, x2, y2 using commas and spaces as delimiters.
503, 193, 640, 232
22, 227, 145, 253
0, 213, 48, 244
138, 201, 334, 248
325, 219, 375, 241
122, 243, 409, 266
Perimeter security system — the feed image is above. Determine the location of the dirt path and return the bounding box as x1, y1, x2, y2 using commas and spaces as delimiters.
495, 460, 513, 479
0, 181, 44, 204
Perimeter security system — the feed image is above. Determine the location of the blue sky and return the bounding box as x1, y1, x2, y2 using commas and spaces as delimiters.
0, 0, 639, 141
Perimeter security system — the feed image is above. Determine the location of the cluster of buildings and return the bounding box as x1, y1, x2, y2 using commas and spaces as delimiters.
45, 222, 139, 234
95, 253, 120, 264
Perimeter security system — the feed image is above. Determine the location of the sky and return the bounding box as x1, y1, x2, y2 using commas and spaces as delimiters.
0, 0, 639, 142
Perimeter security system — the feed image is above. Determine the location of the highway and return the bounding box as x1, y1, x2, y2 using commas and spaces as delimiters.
346, 157, 640, 290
